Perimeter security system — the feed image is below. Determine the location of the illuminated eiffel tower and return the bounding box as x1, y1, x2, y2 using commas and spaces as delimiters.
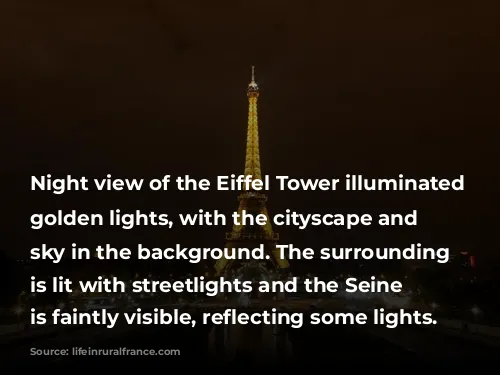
214, 67, 290, 277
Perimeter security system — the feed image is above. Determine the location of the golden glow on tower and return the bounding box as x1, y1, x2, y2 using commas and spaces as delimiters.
244, 66, 262, 181
214, 66, 290, 276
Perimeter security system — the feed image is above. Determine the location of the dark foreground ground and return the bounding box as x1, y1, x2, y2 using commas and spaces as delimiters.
1, 314, 498, 369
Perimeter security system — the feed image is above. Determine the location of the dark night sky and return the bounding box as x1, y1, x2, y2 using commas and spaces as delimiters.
4, 1, 500, 258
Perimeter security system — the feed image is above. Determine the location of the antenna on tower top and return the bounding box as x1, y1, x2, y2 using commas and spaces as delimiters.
247, 65, 259, 93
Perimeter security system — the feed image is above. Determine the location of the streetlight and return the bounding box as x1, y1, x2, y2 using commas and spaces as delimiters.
470, 305, 482, 331
471, 305, 481, 323
14, 305, 24, 329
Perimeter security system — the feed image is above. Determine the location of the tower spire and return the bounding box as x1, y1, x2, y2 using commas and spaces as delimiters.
245, 66, 261, 181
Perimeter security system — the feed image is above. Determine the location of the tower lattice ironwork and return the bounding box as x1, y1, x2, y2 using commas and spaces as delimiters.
214, 67, 290, 276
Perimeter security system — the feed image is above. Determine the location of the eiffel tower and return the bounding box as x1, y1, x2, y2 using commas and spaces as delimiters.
214, 67, 290, 277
